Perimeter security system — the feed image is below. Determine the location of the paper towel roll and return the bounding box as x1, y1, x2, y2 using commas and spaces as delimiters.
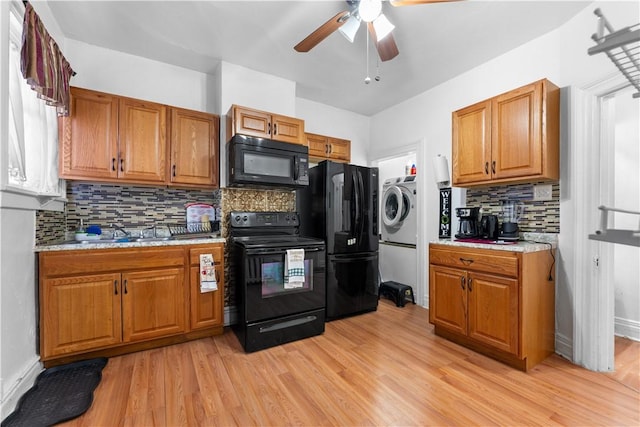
433, 155, 450, 185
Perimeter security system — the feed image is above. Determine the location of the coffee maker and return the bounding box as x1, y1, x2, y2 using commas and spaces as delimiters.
500, 200, 525, 241
455, 207, 480, 239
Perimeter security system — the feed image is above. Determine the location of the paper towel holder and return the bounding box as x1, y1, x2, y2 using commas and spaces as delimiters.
433, 154, 450, 188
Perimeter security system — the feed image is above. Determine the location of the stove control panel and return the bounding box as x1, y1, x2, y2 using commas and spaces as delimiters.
230, 211, 299, 228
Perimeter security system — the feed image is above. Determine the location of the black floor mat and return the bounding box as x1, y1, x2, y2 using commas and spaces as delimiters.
1, 358, 108, 427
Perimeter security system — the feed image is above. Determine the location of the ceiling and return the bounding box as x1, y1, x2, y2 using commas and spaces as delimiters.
45, 0, 590, 116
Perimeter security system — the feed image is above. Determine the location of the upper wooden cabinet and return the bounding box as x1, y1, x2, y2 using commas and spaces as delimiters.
169, 108, 220, 188
306, 132, 351, 163
452, 79, 559, 187
60, 87, 167, 184
226, 105, 305, 145
60, 87, 220, 189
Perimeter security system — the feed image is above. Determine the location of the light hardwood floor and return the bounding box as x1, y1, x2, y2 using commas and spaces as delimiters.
61, 300, 639, 426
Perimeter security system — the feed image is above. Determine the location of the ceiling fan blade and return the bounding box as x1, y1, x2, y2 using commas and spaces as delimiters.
367, 22, 399, 62
390, 0, 462, 6
294, 10, 351, 52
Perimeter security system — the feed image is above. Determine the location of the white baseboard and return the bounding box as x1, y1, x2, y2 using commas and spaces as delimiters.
614, 317, 640, 342
1, 357, 42, 420
555, 332, 573, 362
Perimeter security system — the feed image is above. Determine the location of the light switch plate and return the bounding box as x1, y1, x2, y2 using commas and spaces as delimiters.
533, 184, 553, 201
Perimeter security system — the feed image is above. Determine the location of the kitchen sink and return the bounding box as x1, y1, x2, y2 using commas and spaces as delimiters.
60, 236, 175, 245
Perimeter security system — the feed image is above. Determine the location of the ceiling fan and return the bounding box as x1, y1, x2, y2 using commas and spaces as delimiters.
294, 0, 461, 62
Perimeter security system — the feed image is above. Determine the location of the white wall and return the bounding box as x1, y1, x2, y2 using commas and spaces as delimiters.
295, 98, 370, 166
369, 1, 640, 360
66, 40, 215, 113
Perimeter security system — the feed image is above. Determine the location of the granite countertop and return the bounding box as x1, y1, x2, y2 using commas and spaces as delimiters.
430, 233, 557, 253
35, 236, 226, 252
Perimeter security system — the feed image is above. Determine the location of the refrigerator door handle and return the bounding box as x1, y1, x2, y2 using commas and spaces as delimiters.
352, 171, 360, 233
357, 169, 365, 242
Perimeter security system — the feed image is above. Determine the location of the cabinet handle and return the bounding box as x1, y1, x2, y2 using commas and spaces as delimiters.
114, 280, 118, 295
268, 123, 271, 134
172, 164, 176, 177
273, 123, 277, 135
112, 158, 116, 171
460, 276, 466, 290
468, 278, 473, 292
485, 162, 489, 175
492, 161, 496, 174
120, 158, 124, 172
459, 257, 474, 265
329, 144, 332, 154
124, 279, 128, 294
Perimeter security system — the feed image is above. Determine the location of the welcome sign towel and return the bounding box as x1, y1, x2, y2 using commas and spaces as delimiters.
285, 248, 305, 289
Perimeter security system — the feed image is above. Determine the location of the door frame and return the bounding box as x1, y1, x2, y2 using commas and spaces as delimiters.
569, 72, 629, 371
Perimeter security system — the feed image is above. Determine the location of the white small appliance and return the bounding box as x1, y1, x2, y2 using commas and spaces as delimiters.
381, 175, 417, 245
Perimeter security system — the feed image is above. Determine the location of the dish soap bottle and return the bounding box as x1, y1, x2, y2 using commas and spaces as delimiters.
410, 164, 416, 175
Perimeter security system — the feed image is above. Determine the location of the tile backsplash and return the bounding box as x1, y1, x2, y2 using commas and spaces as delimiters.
465, 181, 560, 233
36, 183, 296, 309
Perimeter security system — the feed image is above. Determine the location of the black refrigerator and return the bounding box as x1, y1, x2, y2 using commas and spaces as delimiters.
297, 160, 379, 320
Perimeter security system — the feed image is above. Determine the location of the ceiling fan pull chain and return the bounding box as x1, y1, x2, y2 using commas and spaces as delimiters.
365, 28, 371, 84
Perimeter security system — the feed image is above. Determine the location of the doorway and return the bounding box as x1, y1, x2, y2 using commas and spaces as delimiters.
572, 75, 640, 372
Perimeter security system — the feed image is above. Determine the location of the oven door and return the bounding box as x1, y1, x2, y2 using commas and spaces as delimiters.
241, 245, 325, 322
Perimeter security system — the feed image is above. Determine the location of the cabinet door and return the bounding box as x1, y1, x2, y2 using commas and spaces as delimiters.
59, 87, 119, 180
327, 137, 351, 162
271, 114, 305, 145
42, 273, 122, 358
122, 268, 185, 342
189, 245, 224, 330
233, 106, 271, 139
118, 97, 167, 183
429, 265, 467, 335
491, 81, 541, 180
306, 133, 329, 159
170, 108, 219, 187
467, 271, 518, 355
452, 100, 491, 185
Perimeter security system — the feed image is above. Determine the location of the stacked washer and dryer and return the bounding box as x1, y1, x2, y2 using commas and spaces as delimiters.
381, 175, 417, 246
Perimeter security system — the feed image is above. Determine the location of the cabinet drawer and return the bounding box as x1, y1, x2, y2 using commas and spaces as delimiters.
189, 245, 223, 265
429, 245, 518, 277
40, 247, 185, 277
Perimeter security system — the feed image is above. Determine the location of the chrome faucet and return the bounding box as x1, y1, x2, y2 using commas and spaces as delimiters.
110, 223, 130, 237
142, 225, 157, 238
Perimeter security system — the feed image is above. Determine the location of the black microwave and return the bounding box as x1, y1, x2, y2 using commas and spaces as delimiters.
227, 134, 309, 188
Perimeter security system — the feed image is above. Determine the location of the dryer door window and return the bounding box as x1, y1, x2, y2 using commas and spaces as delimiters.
382, 186, 410, 227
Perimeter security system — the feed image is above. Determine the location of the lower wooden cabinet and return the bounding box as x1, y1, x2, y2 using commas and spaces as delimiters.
38, 242, 224, 366
429, 244, 555, 371
189, 245, 224, 330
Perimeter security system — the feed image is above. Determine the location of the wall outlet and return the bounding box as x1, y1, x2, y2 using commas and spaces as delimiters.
533, 184, 553, 201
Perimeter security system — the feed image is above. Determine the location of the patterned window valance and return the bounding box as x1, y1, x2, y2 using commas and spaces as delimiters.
20, 2, 75, 116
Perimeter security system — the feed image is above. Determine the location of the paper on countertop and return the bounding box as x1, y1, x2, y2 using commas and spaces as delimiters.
284, 248, 305, 289
199, 253, 217, 293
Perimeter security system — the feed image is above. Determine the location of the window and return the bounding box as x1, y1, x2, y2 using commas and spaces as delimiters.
6, 2, 63, 197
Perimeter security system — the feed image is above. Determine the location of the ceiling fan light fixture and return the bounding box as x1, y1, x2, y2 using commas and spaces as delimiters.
358, 0, 382, 23
372, 14, 395, 41
338, 14, 361, 43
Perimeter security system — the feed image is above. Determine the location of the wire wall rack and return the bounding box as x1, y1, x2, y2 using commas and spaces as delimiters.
588, 8, 640, 98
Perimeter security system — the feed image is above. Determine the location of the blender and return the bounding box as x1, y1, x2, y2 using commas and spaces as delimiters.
499, 200, 525, 241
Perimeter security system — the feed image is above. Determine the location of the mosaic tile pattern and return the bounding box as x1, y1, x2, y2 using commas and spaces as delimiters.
35, 210, 66, 245
465, 181, 560, 233
64, 182, 221, 235
220, 187, 296, 306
